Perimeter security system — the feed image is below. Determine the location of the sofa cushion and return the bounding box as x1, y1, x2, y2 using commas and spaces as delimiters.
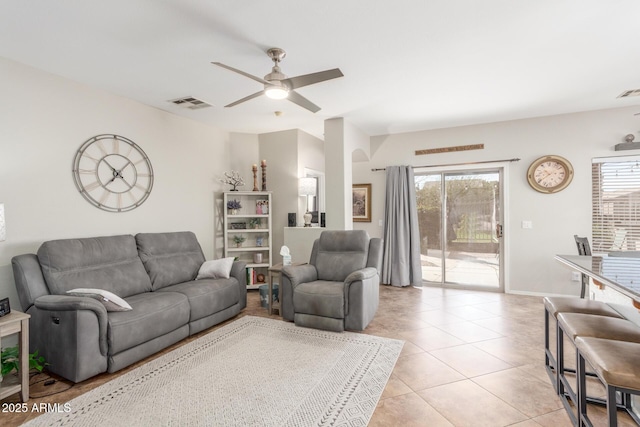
314, 230, 369, 282
107, 292, 190, 355
136, 232, 205, 290
158, 278, 240, 322
37, 235, 152, 298
293, 280, 345, 319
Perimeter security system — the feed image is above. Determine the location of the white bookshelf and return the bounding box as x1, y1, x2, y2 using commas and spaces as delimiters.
223, 191, 272, 290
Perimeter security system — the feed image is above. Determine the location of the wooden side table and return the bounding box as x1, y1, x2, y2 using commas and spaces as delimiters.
0, 311, 30, 402
267, 262, 305, 315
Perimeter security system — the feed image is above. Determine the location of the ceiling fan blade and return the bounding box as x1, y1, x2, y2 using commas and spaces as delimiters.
212, 62, 270, 85
287, 90, 321, 113
224, 91, 264, 108
283, 68, 343, 90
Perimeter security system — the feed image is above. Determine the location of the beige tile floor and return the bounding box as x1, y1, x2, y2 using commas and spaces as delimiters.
2, 285, 638, 426
366, 285, 638, 427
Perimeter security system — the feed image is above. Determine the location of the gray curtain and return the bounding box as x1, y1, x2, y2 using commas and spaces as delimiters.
381, 165, 422, 287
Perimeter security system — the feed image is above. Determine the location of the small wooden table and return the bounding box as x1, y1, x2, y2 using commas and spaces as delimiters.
0, 311, 30, 402
267, 262, 305, 315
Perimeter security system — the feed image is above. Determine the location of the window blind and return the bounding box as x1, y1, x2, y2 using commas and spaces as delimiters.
592, 155, 640, 252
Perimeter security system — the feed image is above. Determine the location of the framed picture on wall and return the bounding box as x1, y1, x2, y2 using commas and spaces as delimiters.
352, 183, 372, 222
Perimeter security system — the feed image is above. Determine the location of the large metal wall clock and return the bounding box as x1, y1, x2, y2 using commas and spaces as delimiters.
72, 134, 154, 212
526, 155, 574, 194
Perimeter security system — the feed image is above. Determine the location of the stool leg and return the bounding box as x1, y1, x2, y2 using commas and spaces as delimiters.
607, 385, 618, 427
544, 307, 560, 393
577, 352, 588, 427
557, 321, 564, 396
545, 307, 551, 367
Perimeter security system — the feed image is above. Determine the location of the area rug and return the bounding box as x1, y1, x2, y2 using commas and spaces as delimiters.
25, 316, 403, 427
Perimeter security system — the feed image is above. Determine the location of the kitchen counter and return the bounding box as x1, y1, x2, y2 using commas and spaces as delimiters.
556, 254, 640, 325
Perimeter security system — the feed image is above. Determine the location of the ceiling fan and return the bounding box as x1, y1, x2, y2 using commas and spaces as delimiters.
212, 48, 343, 113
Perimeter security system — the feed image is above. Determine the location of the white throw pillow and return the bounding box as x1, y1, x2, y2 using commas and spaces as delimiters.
66, 288, 133, 312
196, 257, 235, 280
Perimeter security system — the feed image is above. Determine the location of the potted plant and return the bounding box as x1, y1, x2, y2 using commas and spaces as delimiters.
248, 218, 261, 229
233, 235, 246, 248
227, 200, 242, 215
1, 346, 47, 382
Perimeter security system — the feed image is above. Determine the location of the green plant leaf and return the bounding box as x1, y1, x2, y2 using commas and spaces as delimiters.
1, 346, 48, 376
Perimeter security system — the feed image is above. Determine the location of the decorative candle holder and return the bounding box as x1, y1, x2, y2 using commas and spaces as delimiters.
252, 164, 259, 191
261, 160, 267, 191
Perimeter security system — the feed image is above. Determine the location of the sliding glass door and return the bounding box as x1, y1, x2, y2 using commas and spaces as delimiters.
416, 168, 504, 290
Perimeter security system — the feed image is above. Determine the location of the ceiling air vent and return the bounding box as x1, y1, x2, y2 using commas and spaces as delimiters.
617, 89, 640, 98
168, 96, 212, 110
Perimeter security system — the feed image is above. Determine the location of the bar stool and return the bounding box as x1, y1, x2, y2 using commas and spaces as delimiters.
575, 337, 640, 427
543, 297, 623, 393
556, 313, 640, 425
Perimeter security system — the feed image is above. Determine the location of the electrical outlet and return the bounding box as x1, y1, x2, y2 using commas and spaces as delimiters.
571, 271, 581, 282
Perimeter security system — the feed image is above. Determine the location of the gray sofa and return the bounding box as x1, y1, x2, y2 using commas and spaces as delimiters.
280, 230, 382, 332
11, 231, 246, 383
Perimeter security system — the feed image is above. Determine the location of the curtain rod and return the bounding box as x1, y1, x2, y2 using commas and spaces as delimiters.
371, 158, 520, 171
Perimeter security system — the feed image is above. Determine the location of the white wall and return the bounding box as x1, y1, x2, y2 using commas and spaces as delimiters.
256, 129, 325, 261
324, 118, 370, 229
352, 106, 640, 296
297, 130, 325, 222
0, 58, 230, 310
258, 130, 299, 258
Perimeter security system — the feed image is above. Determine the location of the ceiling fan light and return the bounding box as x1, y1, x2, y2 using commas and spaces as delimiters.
265, 86, 289, 100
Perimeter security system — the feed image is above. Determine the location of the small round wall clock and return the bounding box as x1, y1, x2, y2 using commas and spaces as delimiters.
527, 155, 574, 194
72, 134, 154, 212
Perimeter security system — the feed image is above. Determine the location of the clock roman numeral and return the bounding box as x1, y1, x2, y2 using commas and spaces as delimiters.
83, 181, 101, 192
81, 153, 100, 164
99, 189, 109, 206
95, 140, 108, 157
134, 183, 148, 193
124, 144, 134, 158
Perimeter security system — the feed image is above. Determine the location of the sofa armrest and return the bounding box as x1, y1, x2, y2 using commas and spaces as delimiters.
34, 295, 109, 356
280, 264, 318, 321
12, 253, 50, 312
230, 260, 248, 309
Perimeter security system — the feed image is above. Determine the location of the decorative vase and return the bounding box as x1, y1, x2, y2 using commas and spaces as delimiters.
236, 242, 242, 248
229, 209, 238, 215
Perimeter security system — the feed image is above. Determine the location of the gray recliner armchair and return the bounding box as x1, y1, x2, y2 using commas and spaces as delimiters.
280, 230, 382, 332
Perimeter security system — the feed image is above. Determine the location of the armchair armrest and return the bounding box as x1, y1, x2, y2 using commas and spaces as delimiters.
280, 264, 318, 321
34, 295, 109, 356
343, 267, 380, 330
345, 267, 378, 285
281, 264, 318, 288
